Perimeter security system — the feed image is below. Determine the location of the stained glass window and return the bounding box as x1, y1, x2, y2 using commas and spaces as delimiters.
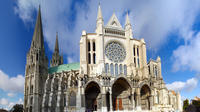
105, 42, 126, 63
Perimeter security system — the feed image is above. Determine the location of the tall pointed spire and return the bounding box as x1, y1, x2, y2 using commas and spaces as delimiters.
50, 32, 63, 67
54, 32, 59, 53
125, 12, 131, 26
97, 3, 103, 20
31, 5, 44, 50
125, 12, 133, 38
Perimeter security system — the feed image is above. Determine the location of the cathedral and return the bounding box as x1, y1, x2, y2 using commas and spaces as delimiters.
24, 5, 182, 112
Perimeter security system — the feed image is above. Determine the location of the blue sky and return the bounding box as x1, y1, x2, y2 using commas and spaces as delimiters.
0, 0, 200, 110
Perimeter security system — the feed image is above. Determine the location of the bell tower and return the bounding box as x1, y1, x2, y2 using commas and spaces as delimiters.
24, 6, 48, 112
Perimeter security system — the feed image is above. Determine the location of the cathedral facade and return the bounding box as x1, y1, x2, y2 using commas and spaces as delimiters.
24, 5, 182, 112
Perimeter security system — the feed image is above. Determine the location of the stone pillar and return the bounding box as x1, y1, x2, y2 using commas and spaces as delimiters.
80, 86, 85, 112
149, 95, 153, 110
131, 88, 135, 110
56, 76, 62, 112
136, 88, 141, 111
48, 76, 55, 112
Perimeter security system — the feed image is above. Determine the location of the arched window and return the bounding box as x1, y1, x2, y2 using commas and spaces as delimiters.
93, 53, 96, 64
69, 91, 76, 106
93, 42, 96, 51
124, 65, 127, 75
110, 64, 114, 75
88, 42, 91, 51
88, 53, 91, 64
154, 66, 158, 77
115, 64, 118, 76
105, 63, 109, 73
119, 64, 123, 74
133, 46, 136, 56
137, 58, 140, 68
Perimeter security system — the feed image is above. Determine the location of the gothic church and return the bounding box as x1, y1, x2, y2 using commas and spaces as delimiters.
24, 5, 182, 112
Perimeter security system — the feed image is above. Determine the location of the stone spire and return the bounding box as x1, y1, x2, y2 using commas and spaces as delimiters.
125, 12, 131, 26
96, 3, 104, 34
54, 32, 59, 53
125, 12, 133, 38
50, 32, 63, 67
30, 5, 45, 50
97, 3, 103, 20
24, 6, 48, 112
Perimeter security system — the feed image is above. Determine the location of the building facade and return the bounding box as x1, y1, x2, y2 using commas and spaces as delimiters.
24, 5, 182, 112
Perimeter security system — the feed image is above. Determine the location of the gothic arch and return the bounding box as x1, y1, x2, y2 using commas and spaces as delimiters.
140, 84, 151, 110
112, 77, 132, 110
111, 76, 133, 88
85, 81, 101, 111
84, 80, 102, 92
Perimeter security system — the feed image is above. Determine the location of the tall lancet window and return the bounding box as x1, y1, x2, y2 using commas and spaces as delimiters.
88, 53, 91, 64
88, 42, 91, 51
124, 65, 127, 75
93, 42, 96, 51
93, 53, 96, 64
105, 63, 109, 73
115, 64, 118, 76
110, 64, 114, 75
119, 64, 123, 74
69, 91, 76, 106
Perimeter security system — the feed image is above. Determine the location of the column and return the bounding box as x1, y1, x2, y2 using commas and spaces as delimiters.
56, 76, 62, 112
136, 88, 141, 111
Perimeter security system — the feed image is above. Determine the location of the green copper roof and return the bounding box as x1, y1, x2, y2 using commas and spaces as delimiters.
48, 63, 80, 74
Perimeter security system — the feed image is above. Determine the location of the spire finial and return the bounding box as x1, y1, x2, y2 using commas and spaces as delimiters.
97, 3, 103, 19
125, 11, 131, 25
55, 32, 59, 53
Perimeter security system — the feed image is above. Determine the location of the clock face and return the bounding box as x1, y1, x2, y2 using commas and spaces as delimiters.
105, 42, 126, 63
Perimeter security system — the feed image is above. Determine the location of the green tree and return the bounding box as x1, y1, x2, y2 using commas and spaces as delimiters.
10, 104, 23, 112
183, 99, 189, 111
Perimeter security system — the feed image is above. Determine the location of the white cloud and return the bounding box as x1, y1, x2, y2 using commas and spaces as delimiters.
172, 32, 200, 72
7, 93, 16, 97
0, 98, 23, 110
166, 76, 199, 92
0, 69, 24, 93
14, 0, 200, 61
0, 98, 9, 106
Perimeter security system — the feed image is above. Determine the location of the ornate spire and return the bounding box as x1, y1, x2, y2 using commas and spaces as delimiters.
125, 12, 131, 26
54, 32, 59, 53
50, 32, 63, 67
31, 6, 44, 50
97, 3, 103, 20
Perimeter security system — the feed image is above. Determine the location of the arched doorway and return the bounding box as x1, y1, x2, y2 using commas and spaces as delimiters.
112, 78, 132, 111
140, 84, 151, 110
85, 82, 101, 112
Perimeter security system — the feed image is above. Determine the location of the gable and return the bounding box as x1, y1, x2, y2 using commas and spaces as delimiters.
106, 13, 122, 29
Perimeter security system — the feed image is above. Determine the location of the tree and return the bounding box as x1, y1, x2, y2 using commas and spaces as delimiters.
183, 99, 189, 111
10, 104, 23, 112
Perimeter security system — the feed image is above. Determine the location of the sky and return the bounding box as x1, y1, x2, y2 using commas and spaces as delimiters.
0, 0, 200, 110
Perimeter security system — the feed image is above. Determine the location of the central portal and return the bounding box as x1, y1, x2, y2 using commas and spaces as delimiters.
85, 82, 101, 112
112, 78, 132, 111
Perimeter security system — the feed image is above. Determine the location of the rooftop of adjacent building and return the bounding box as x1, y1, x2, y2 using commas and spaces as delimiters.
48, 63, 80, 74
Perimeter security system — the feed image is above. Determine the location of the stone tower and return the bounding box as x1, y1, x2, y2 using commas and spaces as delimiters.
50, 32, 63, 67
24, 6, 48, 112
